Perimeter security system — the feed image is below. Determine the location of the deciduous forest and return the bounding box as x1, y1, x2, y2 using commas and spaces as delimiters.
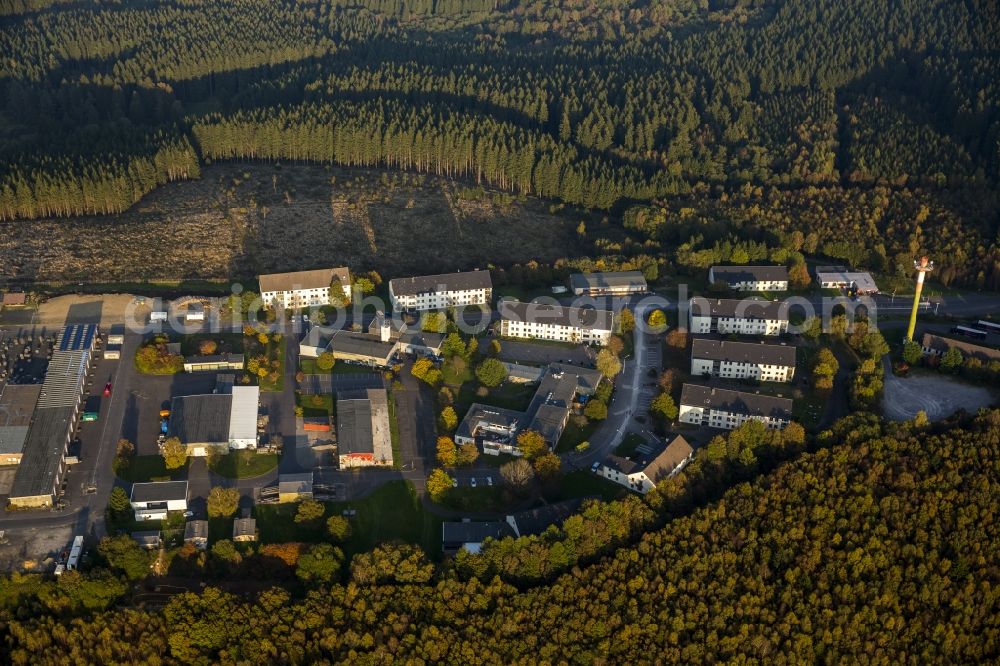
1, 410, 998, 662
1, 0, 998, 285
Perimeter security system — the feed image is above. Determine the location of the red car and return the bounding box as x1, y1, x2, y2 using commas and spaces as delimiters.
103, 382, 112, 397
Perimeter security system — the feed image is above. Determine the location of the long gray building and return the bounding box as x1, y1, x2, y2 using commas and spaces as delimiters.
9, 324, 97, 508
690, 338, 797, 382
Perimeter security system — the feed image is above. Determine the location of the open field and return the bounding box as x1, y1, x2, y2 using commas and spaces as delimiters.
0, 163, 581, 287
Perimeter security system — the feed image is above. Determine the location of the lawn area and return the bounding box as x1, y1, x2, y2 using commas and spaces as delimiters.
179, 332, 244, 356
454, 380, 536, 418
441, 357, 474, 386
299, 358, 322, 374
255, 481, 443, 559
614, 432, 648, 457
439, 486, 510, 513
117, 455, 187, 482
246, 335, 286, 392
388, 390, 401, 469
209, 451, 278, 479
545, 470, 627, 503
297, 392, 334, 418
555, 414, 599, 453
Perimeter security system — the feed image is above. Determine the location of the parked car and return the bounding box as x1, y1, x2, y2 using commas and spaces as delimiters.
452, 478, 458, 488
470, 478, 477, 488
591, 461, 601, 472
486, 476, 493, 487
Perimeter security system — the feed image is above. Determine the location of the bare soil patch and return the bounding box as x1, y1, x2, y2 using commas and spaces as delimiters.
882, 370, 998, 421
0, 163, 581, 286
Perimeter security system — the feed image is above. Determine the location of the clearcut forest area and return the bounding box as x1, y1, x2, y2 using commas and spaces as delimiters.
0, 163, 582, 283
1, 0, 999, 288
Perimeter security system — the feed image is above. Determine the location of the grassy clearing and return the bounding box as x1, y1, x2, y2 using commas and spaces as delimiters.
179, 332, 244, 356
438, 486, 510, 513
255, 481, 442, 559
297, 392, 334, 418
117, 455, 187, 482
555, 414, 599, 453
209, 451, 278, 479
454, 380, 536, 419
546, 470, 627, 503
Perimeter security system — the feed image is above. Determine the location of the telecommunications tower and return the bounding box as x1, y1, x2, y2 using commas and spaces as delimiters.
905, 256, 933, 341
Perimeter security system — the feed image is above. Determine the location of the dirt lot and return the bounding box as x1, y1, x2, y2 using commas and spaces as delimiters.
882, 369, 998, 421
0, 163, 581, 285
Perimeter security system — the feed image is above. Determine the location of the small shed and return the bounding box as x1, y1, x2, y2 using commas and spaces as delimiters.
132, 531, 162, 550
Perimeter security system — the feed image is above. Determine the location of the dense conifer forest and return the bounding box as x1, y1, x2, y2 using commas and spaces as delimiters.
0, 0, 998, 285
1, 410, 997, 662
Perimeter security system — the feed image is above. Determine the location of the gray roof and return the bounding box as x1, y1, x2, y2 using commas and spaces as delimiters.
398, 329, 444, 351
184, 520, 209, 540
569, 271, 647, 292
680, 384, 793, 420
131, 481, 188, 503
336, 388, 391, 460
168, 394, 232, 444
0, 384, 42, 455
258, 267, 349, 293
548, 363, 602, 394
441, 521, 512, 545
921, 333, 1000, 362
390, 270, 492, 297
603, 435, 693, 479
184, 353, 244, 365
689, 298, 788, 321
507, 498, 589, 537
37, 350, 90, 409
8, 405, 75, 500
691, 338, 796, 367
233, 518, 256, 537
710, 265, 788, 284
499, 300, 614, 331
327, 330, 395, 363
456, 366, 588, 447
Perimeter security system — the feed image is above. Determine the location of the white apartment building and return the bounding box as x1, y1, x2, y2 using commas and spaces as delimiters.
708, 265, 788, 292
499, 300, 614, 345
690, 338, 796, 382
688, 298, 789, 336
258, 267, 352, 310
388, 270, 492, 311
679, 384, 792, 431
597, 436, 693, 494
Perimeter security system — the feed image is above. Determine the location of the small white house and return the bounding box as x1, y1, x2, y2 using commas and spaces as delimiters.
130, 481, 188, 521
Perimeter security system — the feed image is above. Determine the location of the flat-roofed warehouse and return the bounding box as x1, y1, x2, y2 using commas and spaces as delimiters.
336, 388, 393, 467
167, 385, 260, 455
0, 384, 42, 465
8, 324, 97, 508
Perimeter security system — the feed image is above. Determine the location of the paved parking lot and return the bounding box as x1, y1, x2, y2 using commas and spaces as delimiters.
498, 339, 596, 367
123, 371, 219, 456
